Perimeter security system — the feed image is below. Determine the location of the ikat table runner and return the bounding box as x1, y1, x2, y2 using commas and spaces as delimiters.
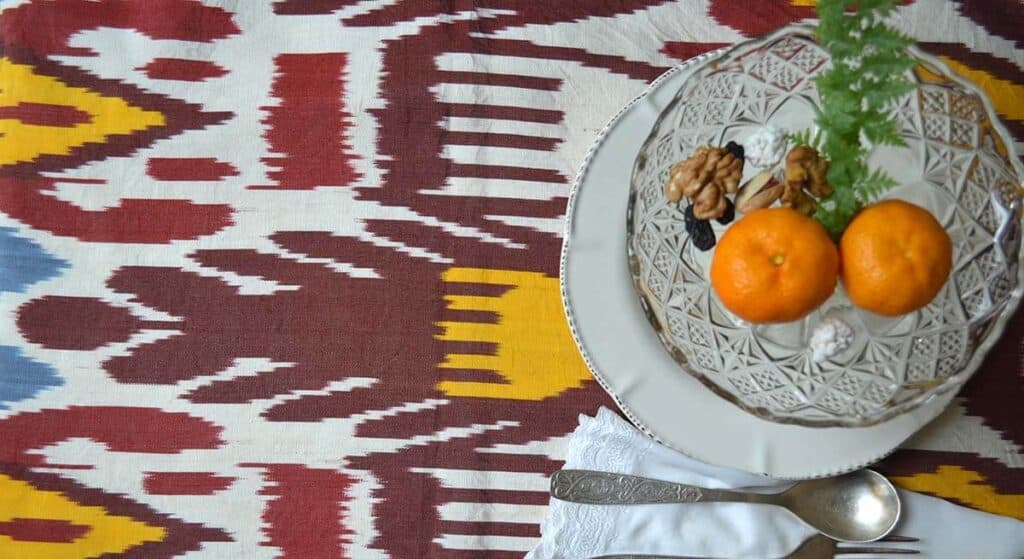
1, 1, 1022, 557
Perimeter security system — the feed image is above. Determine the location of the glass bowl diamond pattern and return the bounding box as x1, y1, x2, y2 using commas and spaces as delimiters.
627, 27, 1024, 427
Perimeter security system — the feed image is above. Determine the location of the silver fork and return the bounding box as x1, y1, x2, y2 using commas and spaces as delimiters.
590, 534, 920, 559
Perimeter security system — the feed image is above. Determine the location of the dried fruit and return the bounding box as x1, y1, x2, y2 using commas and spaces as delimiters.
716, 198, 735, 225
684, 203, 698, 224
684, 205, 717, 251
688, 220, 717, 251
665, 146, 743, 219
735, 171, 783, 213
725, 140, 745, 161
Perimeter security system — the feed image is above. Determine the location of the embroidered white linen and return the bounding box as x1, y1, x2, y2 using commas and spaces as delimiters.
527, 408, 1024, 559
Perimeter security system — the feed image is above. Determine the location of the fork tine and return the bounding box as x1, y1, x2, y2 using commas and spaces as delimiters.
879, 535, 919, 543
835, 546, 920, 555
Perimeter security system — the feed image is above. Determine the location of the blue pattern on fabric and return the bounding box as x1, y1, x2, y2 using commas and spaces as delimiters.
0, 226, 68, 293
0, 227, 67, 406
0, 345, 62, 409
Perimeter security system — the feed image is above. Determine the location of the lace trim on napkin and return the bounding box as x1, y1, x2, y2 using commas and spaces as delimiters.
533, 408, 655, 559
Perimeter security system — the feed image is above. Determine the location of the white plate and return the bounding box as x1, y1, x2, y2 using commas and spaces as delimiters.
560, 51, 955, 479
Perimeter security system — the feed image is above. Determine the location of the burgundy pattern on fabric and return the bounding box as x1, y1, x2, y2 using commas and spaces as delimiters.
0, 1, 1022, 557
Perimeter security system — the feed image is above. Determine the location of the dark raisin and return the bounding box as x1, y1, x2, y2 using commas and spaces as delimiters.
689, 219, 716, 251
683, 203, 698, 226
683, 205, 716, 251
716, 198, 735, 225
725, 141, 744, 161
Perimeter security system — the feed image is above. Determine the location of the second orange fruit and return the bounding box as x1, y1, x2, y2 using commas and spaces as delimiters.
711, 207, 839, 323
840, 199, 952, 317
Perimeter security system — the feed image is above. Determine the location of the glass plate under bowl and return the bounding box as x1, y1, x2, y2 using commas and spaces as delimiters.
627, 25, 1024, 427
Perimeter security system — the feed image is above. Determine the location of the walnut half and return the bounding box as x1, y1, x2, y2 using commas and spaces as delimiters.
665, 146, 743, 220
782, 186, 818, 215
782, 146, 832, 215
785, 146, 831, 197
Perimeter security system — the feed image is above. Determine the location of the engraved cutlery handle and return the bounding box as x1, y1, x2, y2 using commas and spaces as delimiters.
548, 464, 770, 503
550, 469, 766, 505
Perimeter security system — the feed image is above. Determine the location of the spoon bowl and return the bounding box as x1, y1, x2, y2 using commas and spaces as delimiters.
780, 469, 900, 542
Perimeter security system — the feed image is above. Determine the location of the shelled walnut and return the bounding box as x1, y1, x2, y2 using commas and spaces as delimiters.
782, 145, 831, 215
664, 146, 743, 219
781, 146, 832, 215
782, 186, 818, 215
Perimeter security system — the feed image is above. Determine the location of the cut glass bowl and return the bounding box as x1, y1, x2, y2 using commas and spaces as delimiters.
627, 25, 1024, 427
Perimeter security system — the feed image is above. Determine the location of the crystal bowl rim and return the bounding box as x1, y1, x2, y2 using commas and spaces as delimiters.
626, 23, 1024, 428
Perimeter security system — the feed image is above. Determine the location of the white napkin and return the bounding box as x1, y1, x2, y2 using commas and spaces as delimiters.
527, 407, 1024, 559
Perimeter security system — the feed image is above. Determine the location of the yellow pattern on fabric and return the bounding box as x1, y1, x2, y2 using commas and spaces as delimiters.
0, 473, 165, 558
437, 267, 591, 400
0, 58, 165, 166
938, 56, 1024, 124
892, 466, 1024, 520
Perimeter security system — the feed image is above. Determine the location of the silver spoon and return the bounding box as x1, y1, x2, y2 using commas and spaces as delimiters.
550, 469, 900, 543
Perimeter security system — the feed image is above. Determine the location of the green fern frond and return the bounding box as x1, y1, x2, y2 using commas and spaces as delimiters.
788, 129, 822, 150
810, 0, 919, 236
